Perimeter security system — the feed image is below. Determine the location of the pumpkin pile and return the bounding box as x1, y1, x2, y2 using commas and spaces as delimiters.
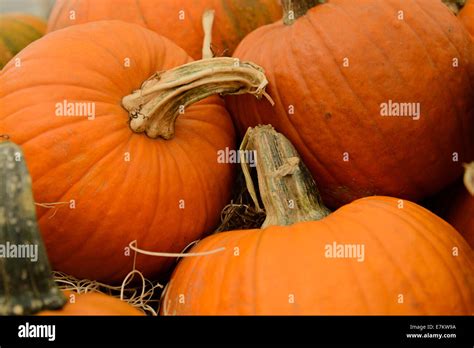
0, 0, 472, 316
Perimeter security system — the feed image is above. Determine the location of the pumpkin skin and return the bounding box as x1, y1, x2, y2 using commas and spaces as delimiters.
0, 21, 235, 283
39, 291, 143, 316
0, 13, 46, 68
227, 0, 474, 208
47, 0, 282, 60
162, 196, 474, 315
459, 0, 474, 37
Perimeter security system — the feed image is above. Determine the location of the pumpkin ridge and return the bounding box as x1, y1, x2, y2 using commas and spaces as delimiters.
366, 199, 471, 312
35, 130, 129, 223
413, 0, 474, 89
209, 231, 243, 314
257, 26, 348, 195
402, 201, 474, 312
319, 217, 374, 313
253, 225, 273, 315
386, 0, 469, 158
292, 14, 389, 196
168, 137, 208, 233
370, 0, 456, 192
340, 201, 431, 314
304, 9, 402, 195
17, 106, 124, 148
0, 80, 120, 104
415, 1, 474, 158
174, 127, 232, 218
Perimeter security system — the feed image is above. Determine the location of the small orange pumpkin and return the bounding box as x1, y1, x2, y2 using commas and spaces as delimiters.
161, 126, 474, 315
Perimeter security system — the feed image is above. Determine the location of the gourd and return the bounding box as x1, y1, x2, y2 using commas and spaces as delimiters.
227, 0, 474, 208
161, 126, 474, 315
0, 20, 270, 283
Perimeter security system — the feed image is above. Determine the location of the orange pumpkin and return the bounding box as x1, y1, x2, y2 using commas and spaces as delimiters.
0, 21, 269, 283
39, 291, 143, 316
459, 0, 474, 36
0, 140, 142, 316
47, 0, 282, 60
227, 0, 474, 208
0, 13, 46, 68
161, 126, 474, 315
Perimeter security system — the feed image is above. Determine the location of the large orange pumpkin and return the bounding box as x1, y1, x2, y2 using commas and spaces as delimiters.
161, 126, 474, 315
47, 0, 282, 60
0, 21, 269, 283
0, 13, 46, 68
226, 0, 474, 208
459, 0, 474, 36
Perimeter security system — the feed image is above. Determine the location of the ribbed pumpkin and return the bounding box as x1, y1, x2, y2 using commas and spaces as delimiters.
227, 0, 474, 208
47, 0, 282, 60
0, 21, 269, 283
0, 13, 46, 68
161, 126, 474, 315
459, 0, 474, 36
0, 140, 143, 316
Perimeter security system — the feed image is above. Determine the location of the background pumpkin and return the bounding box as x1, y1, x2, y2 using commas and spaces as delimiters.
226, 0, 474, 208
0, 20, 243, 283
161, 126, 474, 315
0, 140, 143, 316
424, 163, 474, 249
47, 0, 282, 60
0, 13, 46, 68
459, 0, 474, 36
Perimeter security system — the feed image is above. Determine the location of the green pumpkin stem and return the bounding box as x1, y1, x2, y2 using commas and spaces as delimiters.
0, 141, 66, 315
281, 0, 326, 25
122, 58, 273, 140
241, 125, 330, 228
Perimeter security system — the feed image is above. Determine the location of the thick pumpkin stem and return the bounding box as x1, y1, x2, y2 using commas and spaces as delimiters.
122, 58, 273, 139
281, 0, 326, 25
241, 125, 330, 228
0, 141, 66, 315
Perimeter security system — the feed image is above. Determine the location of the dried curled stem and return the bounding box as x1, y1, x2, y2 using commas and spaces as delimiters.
122, 58, 274, 139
